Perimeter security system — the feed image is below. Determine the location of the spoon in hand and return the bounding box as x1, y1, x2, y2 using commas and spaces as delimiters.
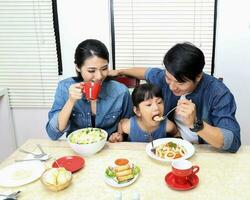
153, 106, 177, 122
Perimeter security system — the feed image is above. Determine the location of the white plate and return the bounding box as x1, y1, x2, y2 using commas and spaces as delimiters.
104, 173, 139, 188
104, 164, 140, 188
146, 138, 195, 162
0, 161, 45, 187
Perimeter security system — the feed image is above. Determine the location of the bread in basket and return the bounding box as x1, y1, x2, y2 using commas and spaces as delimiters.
41, 167, 72, 192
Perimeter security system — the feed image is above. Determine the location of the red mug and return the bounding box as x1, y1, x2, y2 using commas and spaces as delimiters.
80, 81, 102, 100
171, 159, 199, 185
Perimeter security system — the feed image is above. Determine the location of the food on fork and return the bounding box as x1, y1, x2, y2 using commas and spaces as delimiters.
105, 158, 140, 184
153, 115, 164, 122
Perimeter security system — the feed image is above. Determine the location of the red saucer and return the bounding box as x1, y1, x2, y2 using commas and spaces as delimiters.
52, 155, 85, 173
165, 172, 199, 191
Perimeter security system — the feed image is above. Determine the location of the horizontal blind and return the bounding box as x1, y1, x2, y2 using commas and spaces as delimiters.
113, 0, 215, 74
0, 0, 59, 108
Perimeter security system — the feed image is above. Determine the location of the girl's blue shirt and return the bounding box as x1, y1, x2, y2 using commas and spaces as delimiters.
128, 116, 170, 142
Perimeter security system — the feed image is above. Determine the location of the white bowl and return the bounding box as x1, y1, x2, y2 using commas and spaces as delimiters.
67, 128, 108, 156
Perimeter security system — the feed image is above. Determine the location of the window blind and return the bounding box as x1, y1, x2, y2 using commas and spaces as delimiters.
112, 0, 215, 74
0, 0, 59, 108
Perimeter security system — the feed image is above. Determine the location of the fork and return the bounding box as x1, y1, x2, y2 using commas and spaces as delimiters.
149, 134, 156, 154
0, 191, 21, 199
37, 144, 46, 155
154, 106, 177, 121
15, 154, 51, 162
18, 149, 46, 158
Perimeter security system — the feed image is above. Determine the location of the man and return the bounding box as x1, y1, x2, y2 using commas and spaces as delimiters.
109, 42, 241, 153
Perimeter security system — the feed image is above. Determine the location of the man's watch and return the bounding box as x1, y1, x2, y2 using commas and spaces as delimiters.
189, 120, 204, 132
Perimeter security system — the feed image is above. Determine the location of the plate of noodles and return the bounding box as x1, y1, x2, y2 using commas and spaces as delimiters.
145, 138, 195, 162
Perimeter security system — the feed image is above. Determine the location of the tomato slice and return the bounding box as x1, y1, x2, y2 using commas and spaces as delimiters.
115, 158, 129, 166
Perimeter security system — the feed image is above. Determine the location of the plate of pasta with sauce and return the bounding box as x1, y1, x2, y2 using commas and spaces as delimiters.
145, 138, 195, 162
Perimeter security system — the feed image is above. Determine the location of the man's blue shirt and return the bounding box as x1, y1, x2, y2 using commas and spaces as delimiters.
46, 78, 133, 140
145, 68, 241, 153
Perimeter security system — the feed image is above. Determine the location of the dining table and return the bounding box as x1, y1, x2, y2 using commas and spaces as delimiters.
0, 138, 249, 200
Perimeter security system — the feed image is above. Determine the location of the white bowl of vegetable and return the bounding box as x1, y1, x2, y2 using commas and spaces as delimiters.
67, 128, 108, 156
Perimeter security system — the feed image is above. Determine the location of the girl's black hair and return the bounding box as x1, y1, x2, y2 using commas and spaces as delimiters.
163, 42, 205, 82
132, 83, 163, 107
74, 39, 109, 79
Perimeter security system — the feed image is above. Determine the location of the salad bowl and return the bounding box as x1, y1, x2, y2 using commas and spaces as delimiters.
67, 128, 108, 156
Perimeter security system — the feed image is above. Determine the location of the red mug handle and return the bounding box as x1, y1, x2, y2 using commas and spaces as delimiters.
80, 82, 86, 94
192, 165, 199, 175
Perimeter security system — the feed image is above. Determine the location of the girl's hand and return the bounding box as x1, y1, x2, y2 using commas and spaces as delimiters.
109, 132, 123, 143
68, 83, 83, 104
175, 99, 196, 128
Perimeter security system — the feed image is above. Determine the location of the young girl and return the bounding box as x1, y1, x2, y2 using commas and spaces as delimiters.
109, 83, 178, 142
46, 39, 132, 140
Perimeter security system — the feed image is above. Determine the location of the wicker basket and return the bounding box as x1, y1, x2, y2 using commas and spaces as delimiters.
41, 169, 72, 192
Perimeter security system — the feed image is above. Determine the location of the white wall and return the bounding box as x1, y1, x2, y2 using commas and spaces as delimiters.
12, 109, 49, 146
214, 0, 250, 144
57, 0, 112, 78
0, 89, 16, 161
11, 0, 112, 147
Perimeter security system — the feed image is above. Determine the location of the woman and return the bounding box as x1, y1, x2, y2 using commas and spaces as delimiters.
46, 39, 132, 140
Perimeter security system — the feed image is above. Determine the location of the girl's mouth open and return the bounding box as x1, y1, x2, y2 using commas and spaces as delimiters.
152, 114, 164, 122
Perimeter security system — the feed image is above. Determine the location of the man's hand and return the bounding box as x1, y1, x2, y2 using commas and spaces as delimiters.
176, 99, 196, 128
108, 70, 120, 77
108, 132, 123, 143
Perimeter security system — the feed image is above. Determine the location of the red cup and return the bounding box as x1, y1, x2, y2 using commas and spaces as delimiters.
80, 81, 102, 100
171, 159, 199, 185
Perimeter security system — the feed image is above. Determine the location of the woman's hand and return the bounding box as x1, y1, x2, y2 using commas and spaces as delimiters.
175, 99, 196, 128
108, 132, 123, 143
68, 83, 83, 104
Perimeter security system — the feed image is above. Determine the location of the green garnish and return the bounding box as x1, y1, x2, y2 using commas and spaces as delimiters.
133, 166, 140, 176
105, 168, 116, 178
168, 142, 177, 148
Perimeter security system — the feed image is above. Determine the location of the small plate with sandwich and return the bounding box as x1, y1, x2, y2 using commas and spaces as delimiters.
104, 158, 140, 188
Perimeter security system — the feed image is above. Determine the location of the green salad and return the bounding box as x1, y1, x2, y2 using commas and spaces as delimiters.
69, 128, 106, 144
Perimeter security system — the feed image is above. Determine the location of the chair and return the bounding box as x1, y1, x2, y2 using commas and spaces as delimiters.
111, 75, 140, 88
